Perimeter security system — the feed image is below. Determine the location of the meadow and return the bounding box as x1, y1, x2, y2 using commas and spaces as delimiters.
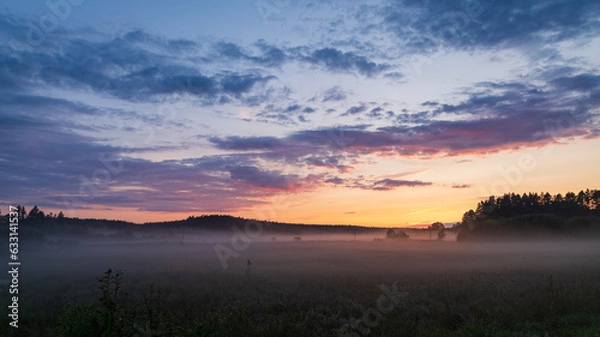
2, 237, 600, 336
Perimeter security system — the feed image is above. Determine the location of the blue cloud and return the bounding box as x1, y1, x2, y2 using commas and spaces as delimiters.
209, 71, 600, 160
208, 136, 283, 151
342, 103, 368, 116
550, 74, 600, 92
227, 166, 297, 190
378, 0, 600, 53
320, 86, 348, 102
216, 40, 287, 67
303, 47, 391, 76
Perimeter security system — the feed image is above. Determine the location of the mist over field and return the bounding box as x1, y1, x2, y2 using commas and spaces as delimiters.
3, 191, 600, 335
3, 229, 599, 336
21, 235, 600, 279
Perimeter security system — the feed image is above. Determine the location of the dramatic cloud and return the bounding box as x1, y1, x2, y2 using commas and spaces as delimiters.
1, 0, 599, 223
210, 73, 600, 160
0, 14, 389, 110
2, 44, 274, 106
0, 96, 318, 213
378, 0, 600, 52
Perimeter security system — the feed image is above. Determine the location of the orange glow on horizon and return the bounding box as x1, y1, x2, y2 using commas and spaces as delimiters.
35, 139, 600, 226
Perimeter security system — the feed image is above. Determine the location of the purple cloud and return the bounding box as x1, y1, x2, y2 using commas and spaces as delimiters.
370, 179, 432, 190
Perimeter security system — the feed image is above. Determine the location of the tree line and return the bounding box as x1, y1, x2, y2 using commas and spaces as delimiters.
2, 205, 64, 220
459, 189, 600, 240
462, 189, 600, 224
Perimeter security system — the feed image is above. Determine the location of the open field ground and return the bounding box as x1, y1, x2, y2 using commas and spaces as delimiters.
3, 239, 600, 336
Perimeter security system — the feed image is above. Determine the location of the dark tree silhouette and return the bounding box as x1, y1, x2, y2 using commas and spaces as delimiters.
458, 189, 600, 240
386, 229, 409, 240
386, 229, 397, 238
463, 189, 598, 221
28, 205, 45, 219
18, 205, 27, 220
429, 222, 445, 240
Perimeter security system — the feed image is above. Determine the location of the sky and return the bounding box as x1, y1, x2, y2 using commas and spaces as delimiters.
0, 0, 599, 226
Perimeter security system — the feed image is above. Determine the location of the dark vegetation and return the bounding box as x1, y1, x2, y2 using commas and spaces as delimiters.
7, 189, 598, 246
458, 189, 600, 241
1, 208, 385, 246
385, 228, 409, 240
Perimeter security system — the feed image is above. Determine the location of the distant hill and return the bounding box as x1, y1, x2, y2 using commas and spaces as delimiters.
145, 214, 382, 234
1, 209, 388, 245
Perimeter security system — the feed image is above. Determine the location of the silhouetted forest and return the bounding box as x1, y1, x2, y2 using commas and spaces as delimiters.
1, 207, 383, 244
459, 189, 600, 240
4, 189, 599, 244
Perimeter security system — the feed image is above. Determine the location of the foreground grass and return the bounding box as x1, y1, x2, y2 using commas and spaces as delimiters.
2, 241, 600, 336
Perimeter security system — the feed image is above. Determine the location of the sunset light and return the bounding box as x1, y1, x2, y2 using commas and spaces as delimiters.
2, 1, 599, 226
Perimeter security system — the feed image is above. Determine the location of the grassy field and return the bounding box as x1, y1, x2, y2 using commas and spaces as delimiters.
3, 238, 600, 336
